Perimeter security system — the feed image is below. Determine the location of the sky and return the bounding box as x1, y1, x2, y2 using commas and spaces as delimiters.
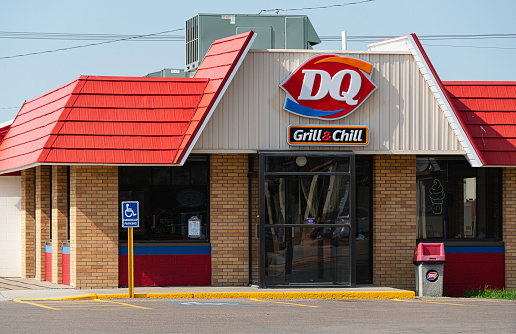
1, 0, 515, 124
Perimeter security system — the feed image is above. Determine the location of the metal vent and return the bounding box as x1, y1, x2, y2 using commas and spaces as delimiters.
185, 15, 199, 72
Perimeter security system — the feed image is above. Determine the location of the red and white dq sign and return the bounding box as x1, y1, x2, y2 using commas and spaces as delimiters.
280, 55, 377, 120
426, 270, 439, 282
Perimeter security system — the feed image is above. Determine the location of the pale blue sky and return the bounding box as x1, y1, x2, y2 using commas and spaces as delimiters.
1, 0, 515, 123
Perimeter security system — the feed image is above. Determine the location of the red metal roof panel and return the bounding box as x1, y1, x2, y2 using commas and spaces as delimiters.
444, 81, 516, 166
0, 32, 255, 173
0, 76, 209, 173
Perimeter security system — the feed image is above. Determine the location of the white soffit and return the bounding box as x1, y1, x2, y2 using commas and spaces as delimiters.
368, 35, 484, 167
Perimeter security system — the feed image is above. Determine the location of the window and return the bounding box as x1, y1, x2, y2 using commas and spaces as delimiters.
118, 156, 209, 242
416, 157, 502, 240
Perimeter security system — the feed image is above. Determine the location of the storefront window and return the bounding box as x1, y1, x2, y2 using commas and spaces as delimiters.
416, 157, 502, 240
118, 156, 209, 242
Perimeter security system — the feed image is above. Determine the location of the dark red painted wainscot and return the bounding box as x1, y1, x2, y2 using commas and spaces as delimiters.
119, 245, 211, 287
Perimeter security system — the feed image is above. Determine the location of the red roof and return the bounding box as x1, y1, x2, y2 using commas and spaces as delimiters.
444, 81, 516, 166
176, 32, 256, 164
0, 31, 255, 174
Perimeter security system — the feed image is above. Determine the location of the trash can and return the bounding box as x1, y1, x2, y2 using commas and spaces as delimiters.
413, 243, 446, 297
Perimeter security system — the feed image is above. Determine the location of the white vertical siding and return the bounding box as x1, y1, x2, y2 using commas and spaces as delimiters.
194, 50, 463, 154
0, 176, 21, 277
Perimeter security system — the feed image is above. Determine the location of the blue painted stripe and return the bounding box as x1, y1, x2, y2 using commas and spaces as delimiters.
285, 98, 344, 118
62, 246, 70, 255
445, 246, 504, 254
45, 245, 52, 253
119, 246, 211, 256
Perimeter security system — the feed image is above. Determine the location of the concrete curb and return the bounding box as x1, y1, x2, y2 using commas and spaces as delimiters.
13, 290, 415, 301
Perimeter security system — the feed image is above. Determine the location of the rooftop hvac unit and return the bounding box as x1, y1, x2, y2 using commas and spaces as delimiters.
145, 68, 187, 78
185, 14, 321, 72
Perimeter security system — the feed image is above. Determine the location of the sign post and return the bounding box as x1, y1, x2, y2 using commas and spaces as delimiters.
121, 201, 139, 298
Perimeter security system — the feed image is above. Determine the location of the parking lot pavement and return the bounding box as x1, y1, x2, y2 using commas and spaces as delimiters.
1, 297, 514, 333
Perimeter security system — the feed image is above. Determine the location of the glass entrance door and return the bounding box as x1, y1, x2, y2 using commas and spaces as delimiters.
259, 153, 355, 287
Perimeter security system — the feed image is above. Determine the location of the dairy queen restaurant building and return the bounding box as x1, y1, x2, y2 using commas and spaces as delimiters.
0, 27, 515, 296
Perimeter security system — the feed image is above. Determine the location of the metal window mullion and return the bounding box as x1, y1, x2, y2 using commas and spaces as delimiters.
258, 154, 266, 288
350, 154, 356, 287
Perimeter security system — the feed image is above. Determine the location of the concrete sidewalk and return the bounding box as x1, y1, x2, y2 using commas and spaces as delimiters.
0, 277, 415, 301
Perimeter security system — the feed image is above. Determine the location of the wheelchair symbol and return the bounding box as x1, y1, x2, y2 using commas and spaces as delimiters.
125, 204, 136, 218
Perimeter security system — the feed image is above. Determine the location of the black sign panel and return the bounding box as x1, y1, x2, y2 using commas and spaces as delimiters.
287, 125, 368, 146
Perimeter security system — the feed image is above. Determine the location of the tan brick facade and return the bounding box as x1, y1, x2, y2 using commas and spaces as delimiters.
373, 155, 417, 290
21, 169, 35, 278
35, 166, 51, 281
51, 166, 68, 284
503, 168, 516, 289
210, 154, 249, 286
70, 166, 118, 289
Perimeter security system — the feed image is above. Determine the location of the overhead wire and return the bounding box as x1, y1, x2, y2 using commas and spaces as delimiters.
1, 31, 515, 43
0, 31, 185, 41
258, 0, 376, 14
0, 28, 184, 60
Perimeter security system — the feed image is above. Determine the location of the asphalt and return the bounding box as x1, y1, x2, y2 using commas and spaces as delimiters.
0, 277, 415, 301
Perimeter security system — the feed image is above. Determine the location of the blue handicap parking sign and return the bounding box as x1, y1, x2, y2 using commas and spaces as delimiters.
122, 201, 139, 228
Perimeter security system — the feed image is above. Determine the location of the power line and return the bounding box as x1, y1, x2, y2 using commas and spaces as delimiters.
2, 31, 515, 42
319, 34, 516, 42
423, 43, 516, 50
0, 31, 185, 41
0, 28, 184, 60
258, 0, 376, 14
1, 30, 515, 60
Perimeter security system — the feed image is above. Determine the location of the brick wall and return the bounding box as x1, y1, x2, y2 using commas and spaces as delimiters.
51, 166, 68, 284
21, 169, 35, 278
35, 166, 51, 281
503, 168, 516, 289
210, 154, 249, 286
70, 166, 118, 289
373, 155, 416, 290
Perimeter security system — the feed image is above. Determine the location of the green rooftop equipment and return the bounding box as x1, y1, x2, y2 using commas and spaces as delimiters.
185, 13, 321, 72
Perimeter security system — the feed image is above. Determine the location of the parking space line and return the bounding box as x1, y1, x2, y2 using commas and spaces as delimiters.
393, 299, 477, 307
14, 300, 60, 310
95, 299, 152, 309
249, 298, 320, 308
13, 299, 151, 310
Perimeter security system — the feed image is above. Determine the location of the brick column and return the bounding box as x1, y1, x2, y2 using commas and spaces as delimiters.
503, 168, 516, 289
210, 154, 249, 286
21, 169, 35, 278
35, 166, 51, 281
373, 155, 416, 290
51, 166, 68, 284
70, 166, 118, 289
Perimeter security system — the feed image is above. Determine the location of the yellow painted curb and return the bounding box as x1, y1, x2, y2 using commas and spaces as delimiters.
136, 293, 194, 299
14, 290, 414, 301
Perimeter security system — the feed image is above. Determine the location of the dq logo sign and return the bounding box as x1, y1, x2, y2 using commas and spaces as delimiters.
280, 55, 377, 120
426, 270, 439, 282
